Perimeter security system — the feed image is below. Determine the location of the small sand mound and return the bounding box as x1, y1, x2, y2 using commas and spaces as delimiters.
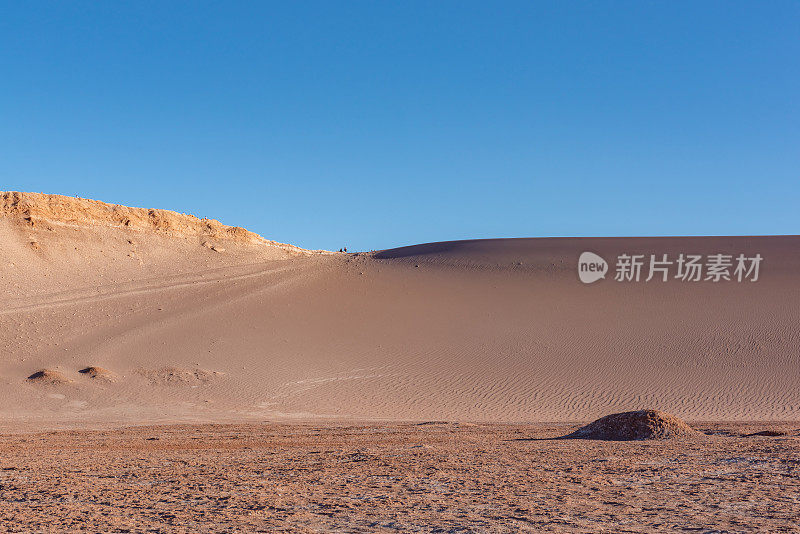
27, 369, 72, 385
562, 410, 699, 441
78, 366, 116, 381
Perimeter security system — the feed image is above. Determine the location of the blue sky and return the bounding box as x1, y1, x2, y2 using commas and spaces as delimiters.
2, 2, 798, 251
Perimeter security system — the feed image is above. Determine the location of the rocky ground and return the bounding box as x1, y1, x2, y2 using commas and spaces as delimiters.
0, 422, 797, 533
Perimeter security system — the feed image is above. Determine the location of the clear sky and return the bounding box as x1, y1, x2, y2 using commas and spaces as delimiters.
2, 2, 798, 251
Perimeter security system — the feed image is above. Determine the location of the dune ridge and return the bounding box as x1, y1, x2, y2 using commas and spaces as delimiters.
1, 191, 306, 252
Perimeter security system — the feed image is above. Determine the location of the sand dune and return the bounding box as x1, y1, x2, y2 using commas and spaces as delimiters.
1, 192, 799, 427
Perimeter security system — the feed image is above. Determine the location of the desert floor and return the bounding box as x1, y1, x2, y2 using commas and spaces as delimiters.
0, 422, 798, 533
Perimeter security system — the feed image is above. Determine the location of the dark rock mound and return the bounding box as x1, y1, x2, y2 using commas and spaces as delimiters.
27, 369, 72, 385
745, 430, 787, 437
562, 410, 699, 441
78, 366, 117, 381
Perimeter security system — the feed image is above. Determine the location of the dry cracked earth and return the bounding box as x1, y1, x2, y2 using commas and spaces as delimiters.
0, 422, 798, 533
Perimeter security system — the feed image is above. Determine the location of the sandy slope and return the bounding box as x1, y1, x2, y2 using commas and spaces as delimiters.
1, 193, 799, 426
